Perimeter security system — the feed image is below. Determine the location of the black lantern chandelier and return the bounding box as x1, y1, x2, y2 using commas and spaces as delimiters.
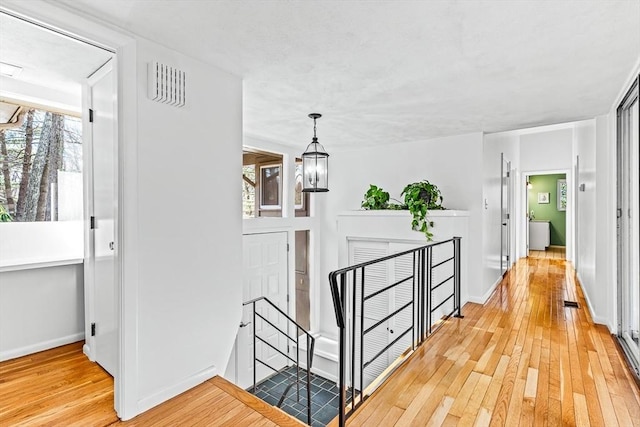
302, 113, 329, 193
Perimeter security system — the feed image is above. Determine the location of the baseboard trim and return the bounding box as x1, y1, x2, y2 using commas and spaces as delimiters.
575, 272, 608, 326
135, 365, 218, 417
0, 332, 85, 362
468, 276, 502, 305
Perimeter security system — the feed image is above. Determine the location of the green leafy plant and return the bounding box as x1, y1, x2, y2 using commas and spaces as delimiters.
361, 184, 390, 210
361, 184, 405, 210
401, 180, 444, 240
0, 205, 13, 222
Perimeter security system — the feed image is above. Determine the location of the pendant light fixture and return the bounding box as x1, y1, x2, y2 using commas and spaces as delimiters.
302, 113, 329, 192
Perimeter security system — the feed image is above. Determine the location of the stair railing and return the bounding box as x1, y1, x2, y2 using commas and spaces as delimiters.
243, 296, 316, 425
329, 237, 462, 427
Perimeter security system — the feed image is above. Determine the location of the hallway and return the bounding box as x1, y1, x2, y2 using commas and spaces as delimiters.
336, 257, 640, 426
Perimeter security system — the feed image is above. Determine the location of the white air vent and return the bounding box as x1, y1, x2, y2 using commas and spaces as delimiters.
148, 61, 186, 107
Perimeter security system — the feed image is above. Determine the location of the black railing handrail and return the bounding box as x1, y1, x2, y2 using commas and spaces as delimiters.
329, 237, 462, 427
329, 238, 456, 276
243, 296, 316, 425
243, 296, 316, 346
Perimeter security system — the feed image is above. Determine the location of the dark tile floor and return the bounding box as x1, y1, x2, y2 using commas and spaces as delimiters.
252, 366, 340, 426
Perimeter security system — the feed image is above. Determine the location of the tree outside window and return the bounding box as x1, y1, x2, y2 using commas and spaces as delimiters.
0, 107, 82, 222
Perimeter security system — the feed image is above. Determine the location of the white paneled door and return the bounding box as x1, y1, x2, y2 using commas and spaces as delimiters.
237, 232, 289, 390
87, 60, 117, 376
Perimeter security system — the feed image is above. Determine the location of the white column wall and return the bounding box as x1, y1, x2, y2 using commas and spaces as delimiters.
574, 120, 598, 320
133, 39, 243, 409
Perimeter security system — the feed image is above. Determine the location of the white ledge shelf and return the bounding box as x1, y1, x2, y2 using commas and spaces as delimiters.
338, 209, 470, 217
0, 257, 84, 273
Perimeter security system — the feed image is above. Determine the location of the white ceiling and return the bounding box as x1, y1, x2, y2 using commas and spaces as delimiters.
50, 1, 640, 149
0, 12, 113, 107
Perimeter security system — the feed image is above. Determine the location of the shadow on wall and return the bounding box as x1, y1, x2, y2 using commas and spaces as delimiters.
528, 174, 567, 246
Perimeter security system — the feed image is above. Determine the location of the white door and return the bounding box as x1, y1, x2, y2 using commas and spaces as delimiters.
87, 60, 117, 376
237, 232, 289, 390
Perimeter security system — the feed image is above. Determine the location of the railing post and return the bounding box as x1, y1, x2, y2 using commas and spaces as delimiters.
306, 334, 312, 425
296, 328, 300, 401
359, 266, 365, 404
427, 246, 433, 336
351, 269, 357, 409
338, 272, 346, 427
454, 237, 463, 318
412, 252, 416, 351
252, 301, 257, 393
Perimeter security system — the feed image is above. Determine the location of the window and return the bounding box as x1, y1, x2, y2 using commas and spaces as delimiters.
242, 165, 256, 218
242, 149, 283, 218
557, 179, 567, 211
260, 164, 281, 209
0, 107, 82, 222
295, 158, 310, 217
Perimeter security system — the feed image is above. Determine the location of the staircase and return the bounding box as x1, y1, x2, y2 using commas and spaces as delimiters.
243, 296, 316, 425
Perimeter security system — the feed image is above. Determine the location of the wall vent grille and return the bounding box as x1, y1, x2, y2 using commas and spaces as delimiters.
148, 61, 186, 107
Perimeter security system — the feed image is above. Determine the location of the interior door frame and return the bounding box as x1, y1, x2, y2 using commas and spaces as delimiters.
519, 169, 572, 261
1, 0, 148, 419
500, 153, 512, 275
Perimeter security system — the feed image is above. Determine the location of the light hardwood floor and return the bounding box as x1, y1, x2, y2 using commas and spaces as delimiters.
332, 257, 640, 426
0, 342, 302, 426
2, 257, 638, 426
529, 246, 566, 260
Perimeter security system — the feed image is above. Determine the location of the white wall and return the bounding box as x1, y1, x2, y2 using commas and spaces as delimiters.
131, 38, 243, 410
573, 120, 598, 319
319, 132, 484, 339
595, 114, 616, 330
0, 264, 84, 361
482, 132, 520, 300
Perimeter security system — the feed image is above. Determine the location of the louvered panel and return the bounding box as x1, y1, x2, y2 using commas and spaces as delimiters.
348, 241, 390, 390
389, 244, 419, 360
353, 245, 388, 320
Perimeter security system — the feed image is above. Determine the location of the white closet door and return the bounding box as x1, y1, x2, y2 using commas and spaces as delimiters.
349, 240, 389, 391
388, 243, 420, 361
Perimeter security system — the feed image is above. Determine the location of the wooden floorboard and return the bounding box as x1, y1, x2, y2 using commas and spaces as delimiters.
334, 257, 640, 427
0, 342, 303, 427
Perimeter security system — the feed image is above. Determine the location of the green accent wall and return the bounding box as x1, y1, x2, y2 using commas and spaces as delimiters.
528, 173, 566, 246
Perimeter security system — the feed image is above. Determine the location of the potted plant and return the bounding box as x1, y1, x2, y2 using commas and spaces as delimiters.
361, 184, 404, 210
401, 180, 444, 240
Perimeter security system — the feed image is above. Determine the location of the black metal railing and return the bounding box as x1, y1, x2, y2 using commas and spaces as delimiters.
243, 296, 316, 424
329, 237, 462, 427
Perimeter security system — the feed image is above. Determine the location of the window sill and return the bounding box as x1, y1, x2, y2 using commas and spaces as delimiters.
0, 258, 84, 273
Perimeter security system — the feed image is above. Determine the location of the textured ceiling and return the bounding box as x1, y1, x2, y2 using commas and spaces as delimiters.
0, 12, 113, 100
52, 1, 640, 149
